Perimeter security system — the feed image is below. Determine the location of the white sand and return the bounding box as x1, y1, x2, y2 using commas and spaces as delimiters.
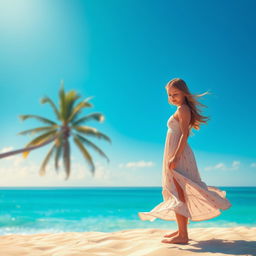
0, 226, 255, 256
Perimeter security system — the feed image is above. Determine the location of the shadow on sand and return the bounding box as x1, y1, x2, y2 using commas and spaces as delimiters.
168, 239, 256, 256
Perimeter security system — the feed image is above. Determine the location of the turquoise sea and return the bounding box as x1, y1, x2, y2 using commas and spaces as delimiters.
0, 187, 255, 235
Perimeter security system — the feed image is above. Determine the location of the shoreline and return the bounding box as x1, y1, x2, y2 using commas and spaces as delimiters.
0, 226, 255, 256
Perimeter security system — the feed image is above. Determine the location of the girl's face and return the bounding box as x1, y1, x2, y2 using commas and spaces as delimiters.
167, 86, 186, 106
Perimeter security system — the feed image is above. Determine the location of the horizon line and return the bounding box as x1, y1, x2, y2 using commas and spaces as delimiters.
0, 185, 255, 189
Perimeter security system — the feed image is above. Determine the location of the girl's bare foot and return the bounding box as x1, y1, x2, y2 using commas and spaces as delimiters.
161, 233, 189, 244
163, 230, 178, 238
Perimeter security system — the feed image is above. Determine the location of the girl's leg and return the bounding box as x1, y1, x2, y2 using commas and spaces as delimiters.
162, 177, 189, 243
173, 177, 188, 238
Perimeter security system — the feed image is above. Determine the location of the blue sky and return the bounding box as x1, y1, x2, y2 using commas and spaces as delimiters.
0, 0, 255, 187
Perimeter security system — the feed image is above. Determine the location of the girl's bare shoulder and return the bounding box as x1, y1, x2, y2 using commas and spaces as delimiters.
177, 104, 190, 115
176, 104, 191, 123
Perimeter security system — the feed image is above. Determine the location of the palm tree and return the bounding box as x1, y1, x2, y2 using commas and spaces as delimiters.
0, 81, 111, 180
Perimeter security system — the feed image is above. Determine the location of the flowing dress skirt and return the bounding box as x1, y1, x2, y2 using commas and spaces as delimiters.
138, 115, 232, 223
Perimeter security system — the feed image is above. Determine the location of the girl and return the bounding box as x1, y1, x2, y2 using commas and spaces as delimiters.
138, 78, 232, 244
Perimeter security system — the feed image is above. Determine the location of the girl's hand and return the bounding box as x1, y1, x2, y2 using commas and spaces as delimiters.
168, 155, 180, 171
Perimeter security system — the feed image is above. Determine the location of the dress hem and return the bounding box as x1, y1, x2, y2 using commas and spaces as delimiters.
138, 208, 225, 223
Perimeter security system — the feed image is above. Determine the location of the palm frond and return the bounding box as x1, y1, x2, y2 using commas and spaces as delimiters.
72, 126, 111, 144
59, 81, 66, 122
58, 81, 81, 123
75, 133, 109, 162
68, 97, 94, 123
17, 125, 58, 136
22, 130, 58, 158
19, 115, 57, 125
39, 144, 56, 176
40, 96, 61, 120
73, 134, 95, 175
72, 112, 104, 126
65, 90, 81, 120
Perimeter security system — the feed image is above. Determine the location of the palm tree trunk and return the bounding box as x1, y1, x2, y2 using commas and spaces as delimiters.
0, 134, 59, 159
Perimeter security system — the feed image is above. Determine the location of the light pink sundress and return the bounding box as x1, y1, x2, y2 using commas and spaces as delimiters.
138, 114, 232, 223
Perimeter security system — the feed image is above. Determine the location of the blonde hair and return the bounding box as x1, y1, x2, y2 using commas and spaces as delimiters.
165, 78, 210, 130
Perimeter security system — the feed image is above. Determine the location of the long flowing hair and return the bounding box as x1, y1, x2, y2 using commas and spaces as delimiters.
165, 78, 210, 131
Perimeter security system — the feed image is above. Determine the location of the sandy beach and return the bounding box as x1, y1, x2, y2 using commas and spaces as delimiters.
0, 226, 255, 256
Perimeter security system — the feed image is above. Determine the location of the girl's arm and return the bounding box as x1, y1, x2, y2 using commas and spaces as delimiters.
173, 105, 191, 160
